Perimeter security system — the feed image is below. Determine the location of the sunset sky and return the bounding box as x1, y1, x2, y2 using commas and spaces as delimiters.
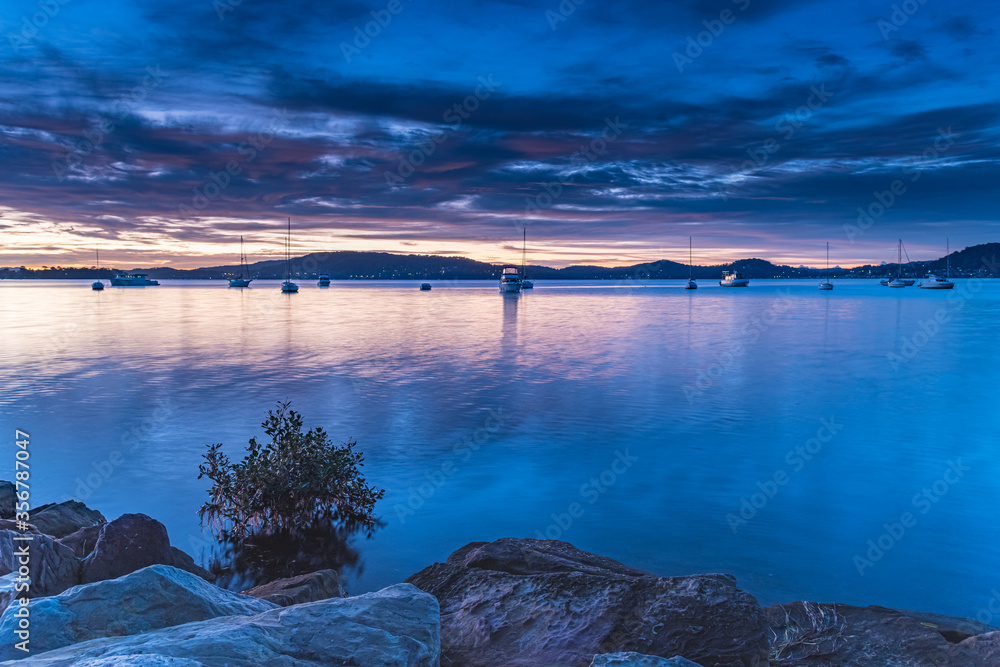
1, 0, 998, 269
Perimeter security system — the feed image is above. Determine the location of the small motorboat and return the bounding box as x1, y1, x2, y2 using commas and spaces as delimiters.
318, 274, 331, 287
719, 271, 749, 287
111, 273, 159, 286
499, 267, 522, 293
420, 283, 432, 291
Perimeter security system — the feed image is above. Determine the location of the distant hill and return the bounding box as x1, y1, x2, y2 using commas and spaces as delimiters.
6, 243, 999, 280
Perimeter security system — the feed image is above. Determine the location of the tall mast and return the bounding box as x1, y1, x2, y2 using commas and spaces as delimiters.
286, 218, 291, 281
826, 241, 829, 277
688, 236, 693, 279
522, 227, 527, 278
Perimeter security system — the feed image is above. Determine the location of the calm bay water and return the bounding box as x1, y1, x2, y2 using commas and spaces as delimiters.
2, 278, 998, 619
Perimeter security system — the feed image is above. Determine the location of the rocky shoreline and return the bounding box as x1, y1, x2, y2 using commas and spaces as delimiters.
1, 486, 998, 665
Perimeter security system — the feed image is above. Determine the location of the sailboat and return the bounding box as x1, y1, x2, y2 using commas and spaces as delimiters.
685, 237, 697, 289
281, 218, 298, 293
818, 242, 833, 290
91, 246, 104, 291
919, 239, 955, 289
521, 227, 533, 289
886, 240, 914, 288
228, 236, 253, 287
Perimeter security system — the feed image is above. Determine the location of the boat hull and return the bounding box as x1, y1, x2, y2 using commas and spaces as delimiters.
110, 277, 159, 286
719, 279, 749, 287
281, 281, 298, 293
522, 280, 534, 289
685, 280, 697, 290
91, 281, 104, 291
500, 283, 522, 293
228, 279, 252, 288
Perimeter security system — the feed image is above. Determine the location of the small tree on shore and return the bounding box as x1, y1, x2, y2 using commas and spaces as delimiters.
198, 402, 384, 542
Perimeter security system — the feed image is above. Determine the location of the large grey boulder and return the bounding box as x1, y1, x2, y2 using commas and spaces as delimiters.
0, 583, 439, 666
959, 631, 1000, 663
0, 564, 276, 660
406, 538, 769, 667
80, 513, 173, 584
766, 601, 998, 666
243, 569, 344, 606
29, 501, 105, 539
0, 530, 79, 602
591, 653, 703, 666
0, 484, 14, 520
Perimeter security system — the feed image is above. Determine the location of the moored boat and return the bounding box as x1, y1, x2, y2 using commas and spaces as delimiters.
499, 267, 522, 293
318, 274, 331, 287
420, 283, 432, 291
229, 236, 253, 287
919, 239, 955, 289
819, 242, 833, 290
685, 237, 697, 289
92, 246, 104, 291
281, 218, 298, 293
111, 273, 159, 286
719, 270, 749, 287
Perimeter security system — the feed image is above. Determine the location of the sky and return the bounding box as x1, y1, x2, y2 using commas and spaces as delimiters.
1, 0, 998, 269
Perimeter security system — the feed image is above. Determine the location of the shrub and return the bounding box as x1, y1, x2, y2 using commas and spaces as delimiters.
198, 402, 384, 542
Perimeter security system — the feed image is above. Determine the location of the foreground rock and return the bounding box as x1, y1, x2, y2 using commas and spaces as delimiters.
80, 513, 173, 584
56, 525, 101, 559
0, 530, 79, 600
766, 601, 1000, 666
28, 501, 105, 539
0, 484, 15, 520
591, 653, 702, 666
0, 583, 440, 666
407, 538, 768, 667
243, 568, 344, 606
0, 565, 275, 660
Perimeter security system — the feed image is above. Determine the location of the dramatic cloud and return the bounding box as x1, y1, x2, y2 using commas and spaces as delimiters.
0, 0, 998, 268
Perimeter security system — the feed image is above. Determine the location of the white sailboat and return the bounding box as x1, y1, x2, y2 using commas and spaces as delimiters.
919, 239, 955, 289
91, 246, 104, 291
819, 242, 833, 290
886, 239, 914, 287
521, 227, 533, 289
228, 236, 253, 287
685, 237, 697, 289
281, 218, 298, 293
